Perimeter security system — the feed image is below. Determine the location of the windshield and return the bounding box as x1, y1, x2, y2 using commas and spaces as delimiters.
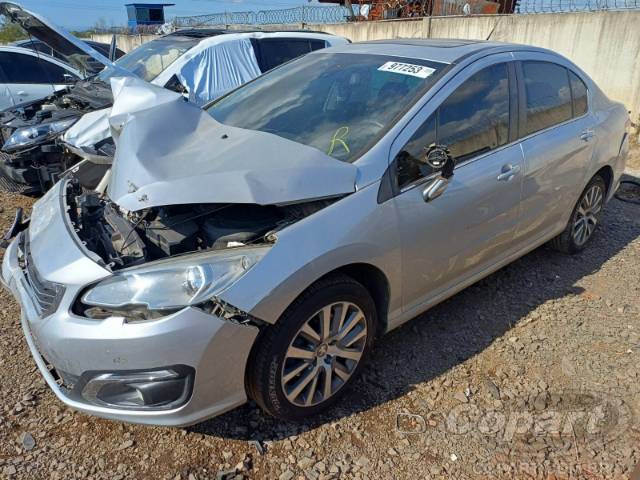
207, 53, 446, 162
98, 36, 199, 83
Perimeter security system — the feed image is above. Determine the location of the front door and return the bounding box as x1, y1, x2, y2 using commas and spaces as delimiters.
391, 60, 524, 314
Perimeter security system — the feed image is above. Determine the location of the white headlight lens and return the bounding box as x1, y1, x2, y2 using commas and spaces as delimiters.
81, 248, 268, 312
3, 117, 78, 151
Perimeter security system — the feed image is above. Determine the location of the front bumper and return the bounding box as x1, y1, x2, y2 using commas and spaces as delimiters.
1, 234, 259, 426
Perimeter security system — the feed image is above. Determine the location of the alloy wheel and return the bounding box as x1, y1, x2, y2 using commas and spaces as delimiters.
572, 184, 604, 247
281, 302, 368, 407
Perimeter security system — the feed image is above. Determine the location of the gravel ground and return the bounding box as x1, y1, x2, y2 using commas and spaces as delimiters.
1, 146, 639, 480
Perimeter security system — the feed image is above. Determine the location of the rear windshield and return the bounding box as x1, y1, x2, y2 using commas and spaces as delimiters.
207, 53, 446, 162
99, 36, 199, 83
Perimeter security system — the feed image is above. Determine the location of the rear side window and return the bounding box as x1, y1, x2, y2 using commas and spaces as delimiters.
522, 61, 572, 135
569, 71, 588, 116
0, 52, 74, 84
254, 39, 326, 72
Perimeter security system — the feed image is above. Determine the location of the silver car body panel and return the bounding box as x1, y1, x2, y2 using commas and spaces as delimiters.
1, 40, 629, 425
106, 77, 358, 211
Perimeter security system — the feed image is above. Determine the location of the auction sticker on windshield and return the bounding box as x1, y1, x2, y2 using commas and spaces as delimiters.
378, 61, 436, 79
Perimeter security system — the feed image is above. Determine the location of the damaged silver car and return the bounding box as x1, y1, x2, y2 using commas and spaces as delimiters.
1, 40, 630, 425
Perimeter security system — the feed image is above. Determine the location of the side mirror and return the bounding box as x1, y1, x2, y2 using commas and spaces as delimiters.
421, 144, 456, 203
63, 73, 76, 84
164, 74, 188, 94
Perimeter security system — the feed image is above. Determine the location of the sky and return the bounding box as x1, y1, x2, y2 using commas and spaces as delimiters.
15, 0, 340, 30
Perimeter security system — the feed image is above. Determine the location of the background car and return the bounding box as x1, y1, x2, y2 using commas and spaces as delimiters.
0, 40, 629, 426
13, 38, 125, 62
0, 2, 348, 194
0, 45, 81, 110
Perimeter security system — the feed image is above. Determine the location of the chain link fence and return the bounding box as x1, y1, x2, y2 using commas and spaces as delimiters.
175, 6, 351, 28
517, 0, 640, 12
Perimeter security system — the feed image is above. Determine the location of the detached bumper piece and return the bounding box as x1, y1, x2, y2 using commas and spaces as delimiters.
1, 208, 29, 249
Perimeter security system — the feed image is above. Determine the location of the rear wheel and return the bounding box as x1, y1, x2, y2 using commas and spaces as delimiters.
550, 175, 606, 254
247, 274, 376, 420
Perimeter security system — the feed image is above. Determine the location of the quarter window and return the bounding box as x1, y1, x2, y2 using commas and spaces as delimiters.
522, 61, 572, 135
395, 63, 510, 189
254, 39, 326, 72
569, 71, 588, 117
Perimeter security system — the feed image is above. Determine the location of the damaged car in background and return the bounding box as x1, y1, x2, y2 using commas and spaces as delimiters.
1, 40, 629, 425
0, 2, 347, 194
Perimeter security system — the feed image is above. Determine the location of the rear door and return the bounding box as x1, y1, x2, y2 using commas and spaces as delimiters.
512, 54, 597, 242
389, 55, 524, 313
0, 51, 78, 105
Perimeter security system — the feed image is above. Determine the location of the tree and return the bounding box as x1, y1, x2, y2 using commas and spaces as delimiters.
0, 19, 26, 44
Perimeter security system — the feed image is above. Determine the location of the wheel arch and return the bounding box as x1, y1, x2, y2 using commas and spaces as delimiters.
593, 164, 614, 197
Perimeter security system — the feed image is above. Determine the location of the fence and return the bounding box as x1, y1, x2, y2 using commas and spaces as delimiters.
175, 6, 351, 27
517, 0, 640, 12
174, 0, 640, 27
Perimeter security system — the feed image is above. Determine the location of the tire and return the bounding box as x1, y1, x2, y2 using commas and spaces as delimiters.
550, 174, 606, 254
246, 273, 377, 421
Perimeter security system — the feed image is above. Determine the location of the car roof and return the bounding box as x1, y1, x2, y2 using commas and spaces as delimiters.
320, 38, 549, 64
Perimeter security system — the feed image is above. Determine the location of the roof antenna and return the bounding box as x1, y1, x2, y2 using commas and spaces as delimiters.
485, 17, 502, 41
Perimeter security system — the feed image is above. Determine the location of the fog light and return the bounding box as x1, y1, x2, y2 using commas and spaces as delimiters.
80, 366, 193, 410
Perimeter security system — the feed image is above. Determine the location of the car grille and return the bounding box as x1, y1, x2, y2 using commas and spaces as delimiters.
0, 169, 31, 194
20, 235, 65, 317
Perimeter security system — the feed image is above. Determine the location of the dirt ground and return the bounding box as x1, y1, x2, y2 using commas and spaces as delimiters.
0, 145, 639, 480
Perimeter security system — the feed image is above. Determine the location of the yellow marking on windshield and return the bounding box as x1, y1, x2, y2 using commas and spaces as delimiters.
328, 126, 351, 157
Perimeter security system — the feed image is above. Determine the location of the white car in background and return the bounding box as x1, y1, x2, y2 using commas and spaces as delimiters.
0, 45, 81, 110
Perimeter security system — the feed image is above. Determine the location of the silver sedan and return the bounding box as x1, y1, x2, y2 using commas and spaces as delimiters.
1, 39, 630, 425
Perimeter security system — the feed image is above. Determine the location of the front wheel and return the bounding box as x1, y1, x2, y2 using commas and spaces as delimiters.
246, 274, 377, 420
550, 175, 606, 254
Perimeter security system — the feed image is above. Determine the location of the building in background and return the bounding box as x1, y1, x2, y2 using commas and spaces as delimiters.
125, 3, 175, 30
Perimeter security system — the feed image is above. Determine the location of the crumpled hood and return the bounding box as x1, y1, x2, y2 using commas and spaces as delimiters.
107, 77, 358, 211
0, 2, 113, 74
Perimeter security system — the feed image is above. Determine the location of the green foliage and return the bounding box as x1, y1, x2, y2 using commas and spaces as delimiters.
0, 20, 26, 44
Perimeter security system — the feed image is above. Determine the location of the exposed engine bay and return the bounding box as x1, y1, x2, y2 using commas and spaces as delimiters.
66, 180, 333, 270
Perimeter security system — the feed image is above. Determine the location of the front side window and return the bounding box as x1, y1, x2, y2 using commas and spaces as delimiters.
208, 53, 446, 162
438, 62, 510, 161
395, 63, 510, 189
522, 61, 572, 136
99, 36, 199, 83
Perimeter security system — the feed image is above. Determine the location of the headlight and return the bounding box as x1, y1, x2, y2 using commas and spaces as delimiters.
3, 117, 78, 152
79, 247, 268, 320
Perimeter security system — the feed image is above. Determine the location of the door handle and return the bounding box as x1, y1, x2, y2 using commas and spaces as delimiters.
16, 91, 27, 96
580, 129, 594, 141
497, 164, 521, 182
